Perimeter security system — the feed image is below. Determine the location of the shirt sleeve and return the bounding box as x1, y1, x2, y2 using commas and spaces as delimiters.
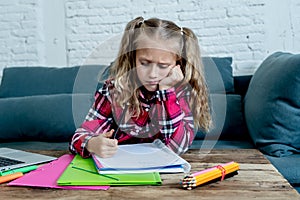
69, 84, 113, 158
155, 85, 195, 155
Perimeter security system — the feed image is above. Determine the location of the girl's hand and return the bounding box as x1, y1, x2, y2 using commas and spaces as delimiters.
86, 130, 118, 158
159, 65, 184, 90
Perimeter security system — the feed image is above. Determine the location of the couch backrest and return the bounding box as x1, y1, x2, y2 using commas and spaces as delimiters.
0, 59, 252, 142
0, 65, 112, 142
202, 57, 234, 94
0, 65, 108, 98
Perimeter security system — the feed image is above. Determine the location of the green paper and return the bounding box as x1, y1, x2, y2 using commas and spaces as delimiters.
57, 155, 162, 186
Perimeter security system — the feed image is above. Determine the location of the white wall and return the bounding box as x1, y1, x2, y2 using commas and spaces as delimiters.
0, 0, 300, 78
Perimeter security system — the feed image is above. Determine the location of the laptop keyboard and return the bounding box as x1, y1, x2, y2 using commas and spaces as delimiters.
0, 156, 24, 167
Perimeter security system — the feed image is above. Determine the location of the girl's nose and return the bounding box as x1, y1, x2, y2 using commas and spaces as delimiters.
148, 64, 158, 78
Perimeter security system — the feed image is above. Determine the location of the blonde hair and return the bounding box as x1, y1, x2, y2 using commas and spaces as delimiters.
109, 17, 212, 132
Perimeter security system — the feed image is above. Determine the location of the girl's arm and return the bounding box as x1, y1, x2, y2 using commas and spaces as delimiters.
155, 85, 195, 155
69, 87, 113, 158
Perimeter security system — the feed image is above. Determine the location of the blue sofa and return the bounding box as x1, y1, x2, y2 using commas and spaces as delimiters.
0, 52, 299, 193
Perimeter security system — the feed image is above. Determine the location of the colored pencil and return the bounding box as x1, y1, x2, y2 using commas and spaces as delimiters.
0, 172, 23, 184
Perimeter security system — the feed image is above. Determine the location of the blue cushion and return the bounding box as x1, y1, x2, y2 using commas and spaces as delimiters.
0, 65, 105, 97
295, 186, 300, 194
203, 57, 234, 93
244, 52, 300, 157
0, 141, 69, 150
266, 154, 300, 185
0, 94, 93, 142
190, 140, 254, 149
196, 94, 248, 140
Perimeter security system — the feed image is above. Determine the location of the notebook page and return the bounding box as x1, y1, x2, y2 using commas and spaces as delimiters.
93, 139, 190, 173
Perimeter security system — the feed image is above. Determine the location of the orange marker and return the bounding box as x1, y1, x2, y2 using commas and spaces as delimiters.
0, 172, 23, 184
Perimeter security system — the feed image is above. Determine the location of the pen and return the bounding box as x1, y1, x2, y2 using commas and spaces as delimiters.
0, 165, 38, 176
113, 104, 128, 139
0, 172, 23, 184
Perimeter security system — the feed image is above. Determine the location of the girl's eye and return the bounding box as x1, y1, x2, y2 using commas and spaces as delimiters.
158, 64, 169, 69
141, 61, 150, 66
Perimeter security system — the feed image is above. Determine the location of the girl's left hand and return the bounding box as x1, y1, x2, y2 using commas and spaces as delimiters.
159, 65, 184, 90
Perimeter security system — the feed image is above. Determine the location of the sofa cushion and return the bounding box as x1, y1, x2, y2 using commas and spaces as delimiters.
0, 141, 69, 151
0, 94, 93, 142
266, 154, 300, 185
203, 57, 234, 94
234, 75, 252, 99
0, 65, 105, 97
190, 140, 254, 149
244, 52, 300, 157
195, 94, 248, 141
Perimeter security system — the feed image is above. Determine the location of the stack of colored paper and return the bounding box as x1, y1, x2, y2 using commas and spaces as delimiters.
57, 154, 162, 186
8, 154, 110, 190
180, 161, 239, 190
8, 154, 162, 189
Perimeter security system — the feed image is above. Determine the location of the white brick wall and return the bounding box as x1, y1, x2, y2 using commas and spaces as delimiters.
0, 0, 41, 76
1, 0, 300, 79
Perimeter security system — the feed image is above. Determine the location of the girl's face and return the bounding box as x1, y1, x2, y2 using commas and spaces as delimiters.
135, 48, 177, 91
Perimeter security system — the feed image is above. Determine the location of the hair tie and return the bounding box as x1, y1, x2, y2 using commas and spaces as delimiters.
180, 27, 184, 35
139, 19, 144, 26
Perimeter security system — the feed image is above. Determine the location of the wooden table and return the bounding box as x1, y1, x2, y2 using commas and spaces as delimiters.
1, 149, 299, 200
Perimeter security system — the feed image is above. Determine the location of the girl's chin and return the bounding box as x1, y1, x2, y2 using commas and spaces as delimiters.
144, 84, 158, 92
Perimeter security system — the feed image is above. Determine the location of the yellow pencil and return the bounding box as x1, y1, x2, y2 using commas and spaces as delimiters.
181, 161, 240, 190
194, 165, 239, 182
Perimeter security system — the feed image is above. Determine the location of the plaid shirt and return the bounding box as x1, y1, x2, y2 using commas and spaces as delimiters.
70, 80, 195, 158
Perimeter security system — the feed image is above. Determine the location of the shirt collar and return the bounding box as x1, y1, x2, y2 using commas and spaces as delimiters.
139, 86, 156, 101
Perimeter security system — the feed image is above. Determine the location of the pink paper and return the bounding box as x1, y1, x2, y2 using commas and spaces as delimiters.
8, 154, 109, 190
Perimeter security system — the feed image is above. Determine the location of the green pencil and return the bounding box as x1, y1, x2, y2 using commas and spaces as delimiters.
0, 165, 38, 176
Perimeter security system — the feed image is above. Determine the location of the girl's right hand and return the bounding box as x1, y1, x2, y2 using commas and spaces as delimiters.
159, 65, 184, 90
86, 130, 118, 158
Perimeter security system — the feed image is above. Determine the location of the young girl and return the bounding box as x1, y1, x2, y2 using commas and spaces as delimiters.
70, 17, 211, 158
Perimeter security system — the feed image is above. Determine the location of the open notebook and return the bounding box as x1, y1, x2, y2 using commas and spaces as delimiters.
92, 139, 191, 174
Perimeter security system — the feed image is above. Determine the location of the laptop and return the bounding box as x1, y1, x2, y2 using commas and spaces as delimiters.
0, 148, 56, 172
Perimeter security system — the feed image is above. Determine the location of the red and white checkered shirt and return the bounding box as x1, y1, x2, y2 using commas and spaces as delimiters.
69, 80, 195, 157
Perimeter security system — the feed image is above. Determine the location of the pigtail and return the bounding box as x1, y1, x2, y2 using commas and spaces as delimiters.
110, 17, 145, 115
111, 16, 144, 78
182, 27, 212, 132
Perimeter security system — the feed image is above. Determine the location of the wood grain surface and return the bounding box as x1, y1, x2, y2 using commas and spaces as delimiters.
1, 149, 299, 200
